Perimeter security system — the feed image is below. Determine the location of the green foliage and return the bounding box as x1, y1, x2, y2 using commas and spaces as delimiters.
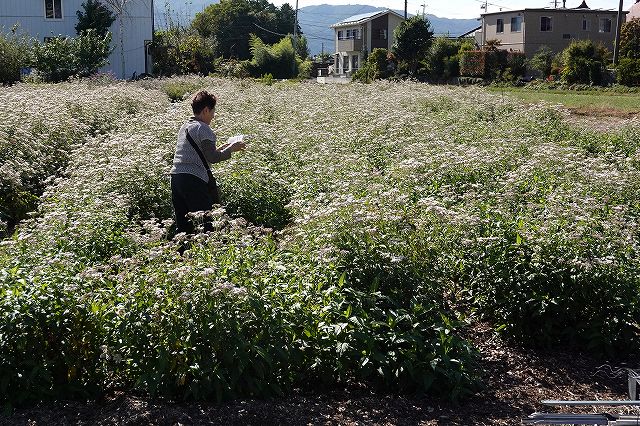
4, 77, 640, 409
503, 52, 527, 81
294, 35, 309, 60
0, 214, 479, 407
315, 52, 331, 62
259, 72, 274, 85
161, 80, 201, 102
617, 58, 640, 86
191, 0, 300, 60
560, 40, 610, 85
31, 30, 112, 82
296, 59, 313, 80
392, 16, 434, 75
246, 35, 297, 79
426, 37, 462, 82
529, 45, 554, 78
459, 51, 485, 77
353, 48, 390, 83
213, 59, 250, 78
461, 218, 640, 355
460, 49, 525, 81
151, 28, 218, 76
0, 28, 31, 85
75, 0, 115, 37
219, 167, 292, 230
620, 18, 640, 60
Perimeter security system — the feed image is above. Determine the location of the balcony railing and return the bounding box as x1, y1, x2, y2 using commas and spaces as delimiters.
337, 38, 362, 52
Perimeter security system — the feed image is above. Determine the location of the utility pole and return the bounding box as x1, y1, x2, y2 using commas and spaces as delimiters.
613, 0, 624, 66
420, 3, 426, 19
293, 0, 299, 53
404, 0, 407, 19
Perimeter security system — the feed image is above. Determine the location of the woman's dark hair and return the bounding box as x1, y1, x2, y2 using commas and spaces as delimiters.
191, 90, 217, 115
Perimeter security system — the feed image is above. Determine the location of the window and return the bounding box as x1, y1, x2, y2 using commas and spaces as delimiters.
45, 0, 62, 19
496, 18, 504, 33
562, 33, 571, 39
379, 29, 387, 40
540, 16, 552, 32
351, 55, 358, 70
599, 18, 612, 33
341, 29, 359, 40
582, 18, 590, 31
511, 16, 522, 32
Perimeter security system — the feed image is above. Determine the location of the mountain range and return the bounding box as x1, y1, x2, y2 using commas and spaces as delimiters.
156, 1, 480, 55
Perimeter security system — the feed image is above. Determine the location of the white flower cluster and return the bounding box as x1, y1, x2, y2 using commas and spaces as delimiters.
1, 76, 639, 341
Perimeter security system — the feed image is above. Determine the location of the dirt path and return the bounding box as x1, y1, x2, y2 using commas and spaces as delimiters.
564, 110, 640, 132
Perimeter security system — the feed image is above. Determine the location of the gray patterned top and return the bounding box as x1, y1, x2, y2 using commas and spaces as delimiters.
170, 117, 231, 182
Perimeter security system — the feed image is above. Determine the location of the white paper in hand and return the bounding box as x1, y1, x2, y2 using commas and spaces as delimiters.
227, 134, 245, 144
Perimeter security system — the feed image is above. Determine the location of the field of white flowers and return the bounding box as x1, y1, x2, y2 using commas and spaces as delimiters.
1, 77, 639, 408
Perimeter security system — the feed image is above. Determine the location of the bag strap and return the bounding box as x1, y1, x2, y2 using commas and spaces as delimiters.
185, 129, 214, 181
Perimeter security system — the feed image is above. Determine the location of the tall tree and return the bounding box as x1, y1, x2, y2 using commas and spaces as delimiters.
191, 0, 301, 60
392, 16, 434, 75
620, 18, 640, 60
75, 0, 116, 37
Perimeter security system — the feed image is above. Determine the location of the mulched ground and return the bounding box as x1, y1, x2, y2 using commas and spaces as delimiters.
2, 323, 637, 426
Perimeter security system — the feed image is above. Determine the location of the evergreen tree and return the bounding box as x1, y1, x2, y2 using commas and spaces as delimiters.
75, 0, 116, 37
392, 16, 434, 75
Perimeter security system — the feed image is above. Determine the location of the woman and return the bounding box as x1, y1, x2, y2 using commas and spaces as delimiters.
170, 90, 246, 234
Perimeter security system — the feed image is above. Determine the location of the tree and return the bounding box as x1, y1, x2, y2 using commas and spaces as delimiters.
0, 27, 31, 84
561, 40, 610, 85
295, 35, 309, 60
529, 45, 554, 77
191, 0, 301, 60
151, 28, 218, 76
426, 37, 461, 82
31, 30, 112, 82
620, 18, 640, 60
392, 16, 434, 75
246, 34, 297, 79
352, 48, 390, 83
75, 0, 116, 37
617, 18, 640, 85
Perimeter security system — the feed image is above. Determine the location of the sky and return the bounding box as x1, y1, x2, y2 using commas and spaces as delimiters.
274, 0, 637, 19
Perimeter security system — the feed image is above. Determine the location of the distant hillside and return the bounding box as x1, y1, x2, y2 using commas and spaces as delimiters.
155, 1, 480, 56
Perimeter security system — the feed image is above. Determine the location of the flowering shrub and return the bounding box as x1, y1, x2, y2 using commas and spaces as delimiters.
1, 77, 639, 408
0, 82, 168, 236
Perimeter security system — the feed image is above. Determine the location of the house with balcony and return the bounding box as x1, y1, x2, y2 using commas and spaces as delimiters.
475, 1, 628, 57
330, 9, 405, 76
0, 0, 154, 78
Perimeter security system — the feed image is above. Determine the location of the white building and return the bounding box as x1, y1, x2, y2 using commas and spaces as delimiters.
0, 0, 153, 78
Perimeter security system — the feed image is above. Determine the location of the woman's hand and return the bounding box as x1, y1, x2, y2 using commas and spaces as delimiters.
225, 135, 248, 152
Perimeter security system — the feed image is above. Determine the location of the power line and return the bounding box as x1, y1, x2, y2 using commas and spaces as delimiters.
471, 0, 513, 12
253, 22, 288, 37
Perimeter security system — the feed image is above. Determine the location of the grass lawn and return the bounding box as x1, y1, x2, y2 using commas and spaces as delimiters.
487, 86, 640, 115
